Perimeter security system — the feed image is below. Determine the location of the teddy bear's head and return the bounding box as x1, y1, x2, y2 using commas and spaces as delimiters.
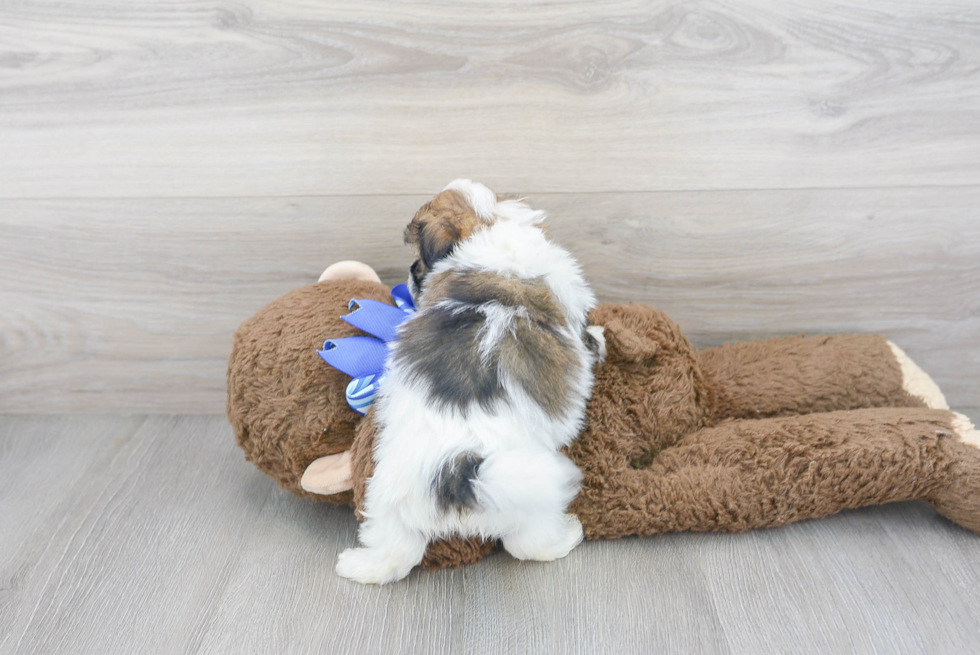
227, 276, 395, 504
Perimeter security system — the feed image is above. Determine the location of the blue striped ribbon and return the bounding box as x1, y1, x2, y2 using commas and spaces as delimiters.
317, 284, 416, 414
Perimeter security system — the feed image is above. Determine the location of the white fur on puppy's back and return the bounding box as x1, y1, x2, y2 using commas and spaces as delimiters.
367, 381, 583, 540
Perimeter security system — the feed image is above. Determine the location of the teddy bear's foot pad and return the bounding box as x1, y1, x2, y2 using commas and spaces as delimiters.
888, 341, 949, 410
951, 412, 980, 449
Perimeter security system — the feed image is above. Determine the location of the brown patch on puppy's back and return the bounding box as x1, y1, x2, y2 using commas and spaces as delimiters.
439, 271, 564, 320
417, 269, 455, 304
395, 299, 503, 414
411, 269, 582, 418
434, 452, 484, 512
499, 317, 581, 418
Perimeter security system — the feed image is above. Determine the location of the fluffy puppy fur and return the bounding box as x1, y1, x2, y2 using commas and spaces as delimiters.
336, 180, 601, 584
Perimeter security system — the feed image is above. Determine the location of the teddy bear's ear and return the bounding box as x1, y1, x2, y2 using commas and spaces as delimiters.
301, 451, 353, 495
601, 317, 660, 364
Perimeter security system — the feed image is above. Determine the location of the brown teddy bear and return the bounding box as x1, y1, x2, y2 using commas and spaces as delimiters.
227, 261, 980, 570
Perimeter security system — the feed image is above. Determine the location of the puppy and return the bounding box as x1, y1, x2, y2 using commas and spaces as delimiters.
336, 180, 604, 584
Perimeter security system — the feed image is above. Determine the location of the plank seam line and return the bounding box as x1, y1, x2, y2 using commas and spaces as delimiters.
2, 183, 980, 202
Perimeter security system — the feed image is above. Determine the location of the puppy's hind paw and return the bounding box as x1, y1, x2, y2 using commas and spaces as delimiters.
550, 513, 586, 560
336, 547, 415, 585
504, 513, 585, 562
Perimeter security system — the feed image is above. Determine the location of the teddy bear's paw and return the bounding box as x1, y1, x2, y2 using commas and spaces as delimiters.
887, 341, 949, 410
335, 547, 416, 585
951, 413, 980, 450
503, 513, 584, 562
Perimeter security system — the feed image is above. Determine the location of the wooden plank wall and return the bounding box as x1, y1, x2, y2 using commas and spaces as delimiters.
1, 0, 978, 412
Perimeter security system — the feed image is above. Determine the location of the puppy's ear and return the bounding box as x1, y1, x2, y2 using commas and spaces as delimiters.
404, 206, 456, 269
418, 219, 465, 269
406, 190, 487, 270
403, 210, 424, 249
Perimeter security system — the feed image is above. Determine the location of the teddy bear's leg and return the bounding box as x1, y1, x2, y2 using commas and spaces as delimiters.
570, 407, 980, 540
924, 412, 980, 533
696, 334, 945, 422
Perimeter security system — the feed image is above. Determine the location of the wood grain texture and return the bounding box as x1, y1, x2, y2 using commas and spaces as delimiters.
0, 416, 275, 655
4, 1, 980, 651
699, 502, 980, 654
2, 413, 980, 655
0, 415, 146, 576
1, 0, 979, 197
2, 188, 977, 412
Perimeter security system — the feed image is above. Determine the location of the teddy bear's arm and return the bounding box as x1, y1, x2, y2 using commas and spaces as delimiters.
569, 407, 980, 540
695, 334, 944, 423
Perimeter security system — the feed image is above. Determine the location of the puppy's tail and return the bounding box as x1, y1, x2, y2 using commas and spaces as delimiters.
435, 452, 485, 512
470, 450, 583, 515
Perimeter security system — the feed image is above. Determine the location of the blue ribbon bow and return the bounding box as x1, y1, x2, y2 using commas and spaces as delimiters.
317, 284, 416, 414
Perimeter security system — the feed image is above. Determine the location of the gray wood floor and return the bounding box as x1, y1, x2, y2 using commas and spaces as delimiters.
2, 411, 980, 655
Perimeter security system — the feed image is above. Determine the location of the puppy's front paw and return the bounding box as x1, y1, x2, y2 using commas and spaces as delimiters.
336, 547, 414, 585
